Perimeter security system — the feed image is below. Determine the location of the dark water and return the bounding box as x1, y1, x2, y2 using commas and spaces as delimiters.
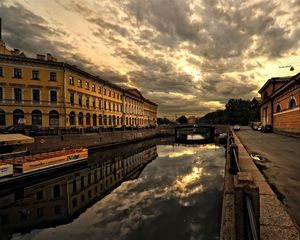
0, 138, 225, 240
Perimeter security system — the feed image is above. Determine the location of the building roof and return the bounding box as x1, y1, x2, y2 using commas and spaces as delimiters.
0, 50, 158, 106
258, 76, 292, 94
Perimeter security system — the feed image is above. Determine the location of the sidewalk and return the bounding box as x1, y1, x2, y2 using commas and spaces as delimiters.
233, 131, 299, 240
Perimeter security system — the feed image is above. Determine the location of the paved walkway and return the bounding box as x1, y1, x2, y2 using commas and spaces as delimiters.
236, 127, 300, 228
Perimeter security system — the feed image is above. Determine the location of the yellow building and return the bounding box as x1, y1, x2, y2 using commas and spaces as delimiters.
0, 40, 157, 129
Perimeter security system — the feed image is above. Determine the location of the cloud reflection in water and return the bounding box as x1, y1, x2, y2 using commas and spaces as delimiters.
12, 144, 225, 240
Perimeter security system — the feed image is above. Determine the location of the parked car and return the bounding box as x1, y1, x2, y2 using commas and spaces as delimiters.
233, 125, 240, 131
261, 125, 273, 133
257, 125, 262, 131
0, 124, 40, 136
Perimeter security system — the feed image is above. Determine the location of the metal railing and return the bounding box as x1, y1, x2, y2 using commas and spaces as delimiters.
228, 130, 260, 240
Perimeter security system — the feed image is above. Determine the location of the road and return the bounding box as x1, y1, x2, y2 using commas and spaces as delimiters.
236, 127, 300, 228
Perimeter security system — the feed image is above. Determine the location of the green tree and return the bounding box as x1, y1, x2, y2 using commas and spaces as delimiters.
176, 115, 188, 124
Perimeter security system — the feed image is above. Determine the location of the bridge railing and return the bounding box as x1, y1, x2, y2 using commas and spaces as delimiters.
227, 130, 260, 240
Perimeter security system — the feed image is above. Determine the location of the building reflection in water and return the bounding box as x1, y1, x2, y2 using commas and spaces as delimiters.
0, 141, 158, 238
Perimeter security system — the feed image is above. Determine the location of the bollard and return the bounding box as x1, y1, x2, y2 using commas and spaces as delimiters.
229, 143, 239, 174
234, 172, 260, 240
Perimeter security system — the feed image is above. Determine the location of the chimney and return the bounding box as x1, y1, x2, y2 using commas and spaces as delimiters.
36, 54, 45, 60
46, 53, 52, 61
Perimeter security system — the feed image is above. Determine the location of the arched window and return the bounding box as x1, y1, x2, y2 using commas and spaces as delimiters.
13, 109, 24, 125
117, 116, 119, 125
78, 112, 83, 125
0, 108, 5, 125
289, 98, 297, 109
92, 114, 97, 126
126, 117, 128, 125
276, 104, 281, 113
86, 113, 91, 125
69, 111, 76, 125
32, 110, 42, 125
49, 110, 59, 127
104, 115, 107, 125
108, 116, 112, 125
98, 115, 102, 125
112, 115, 116, 126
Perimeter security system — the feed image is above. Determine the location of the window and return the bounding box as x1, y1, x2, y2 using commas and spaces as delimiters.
98, 86, 101, 93
72, 198, 77, 208
53, 185, 61, 198
14, 88, 22, 102
69, 75, 74, 85
86, 96, 89, 108
85, 82, 89, 90
78, 79, 82, 87
78, 112, 83, 125
113, 92, 115, 98
104, 88, 106, 95
49, 110, 59, 127
92, 98, 96, 109
78, 94, 83, 107
81, 176, 85, 188
109, 90, 111, 97
32, 70, 39, 80
50, 90, 57, 103
36, 191, 44, 200
54, 205, 61, 215
50, 72, 56, 81
32, 89, 40, 103
37, 207, 44, 218
0, 87, 3, 102
0, 214, 9, 225
92, 84, 96, 92
289, 98, 297, 109
0, 67, 3, 77
69, 111, 76, 125
70, 92, 75, 106
276, 104, 281, 112
13, 109, 24, 125
86, 113, 91, 125
14, 68, 22, 78
104, 100, 107, 110
32, 110, 42, 125
0, 109, 5, 125
98, 115, 102, 125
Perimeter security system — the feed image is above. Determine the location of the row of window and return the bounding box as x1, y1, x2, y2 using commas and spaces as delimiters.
0, 87, 144, 114
276, 98, 297, 112
0, 87, 58, 103
69, 92, 122, 111
0, 109, 145, 126
0, 66, 121, 100
0, 66, 57, 81
69, 75, 121, 100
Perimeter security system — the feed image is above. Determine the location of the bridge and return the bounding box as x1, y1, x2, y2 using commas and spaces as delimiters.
174, 124, 215, 143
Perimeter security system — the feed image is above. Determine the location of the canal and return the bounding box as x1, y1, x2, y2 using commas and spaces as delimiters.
0, 138, 225, 240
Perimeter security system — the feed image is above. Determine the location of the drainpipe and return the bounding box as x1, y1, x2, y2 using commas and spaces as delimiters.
63, 63, 67, 128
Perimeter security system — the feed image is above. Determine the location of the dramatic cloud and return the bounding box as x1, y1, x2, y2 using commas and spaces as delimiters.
1, 0, 300, 117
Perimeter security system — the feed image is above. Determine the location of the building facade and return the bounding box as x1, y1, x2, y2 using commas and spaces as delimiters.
259, 74, 300, 134
0, 42, 157, 129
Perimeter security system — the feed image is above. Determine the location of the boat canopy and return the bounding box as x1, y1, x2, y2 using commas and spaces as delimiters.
0, 134, 34, 146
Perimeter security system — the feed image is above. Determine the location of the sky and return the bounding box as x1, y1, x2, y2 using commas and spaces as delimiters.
1, 0, 300, 118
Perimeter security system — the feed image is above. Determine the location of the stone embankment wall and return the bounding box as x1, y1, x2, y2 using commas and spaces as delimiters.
29, 126, 175, 154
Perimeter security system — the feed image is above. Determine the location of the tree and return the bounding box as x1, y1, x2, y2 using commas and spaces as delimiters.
176, 115, 188, 124
198, 98, 260, 125
157, 117, 173, 124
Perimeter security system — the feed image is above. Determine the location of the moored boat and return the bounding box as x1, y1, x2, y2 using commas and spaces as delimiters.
3, 148, 88, 174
